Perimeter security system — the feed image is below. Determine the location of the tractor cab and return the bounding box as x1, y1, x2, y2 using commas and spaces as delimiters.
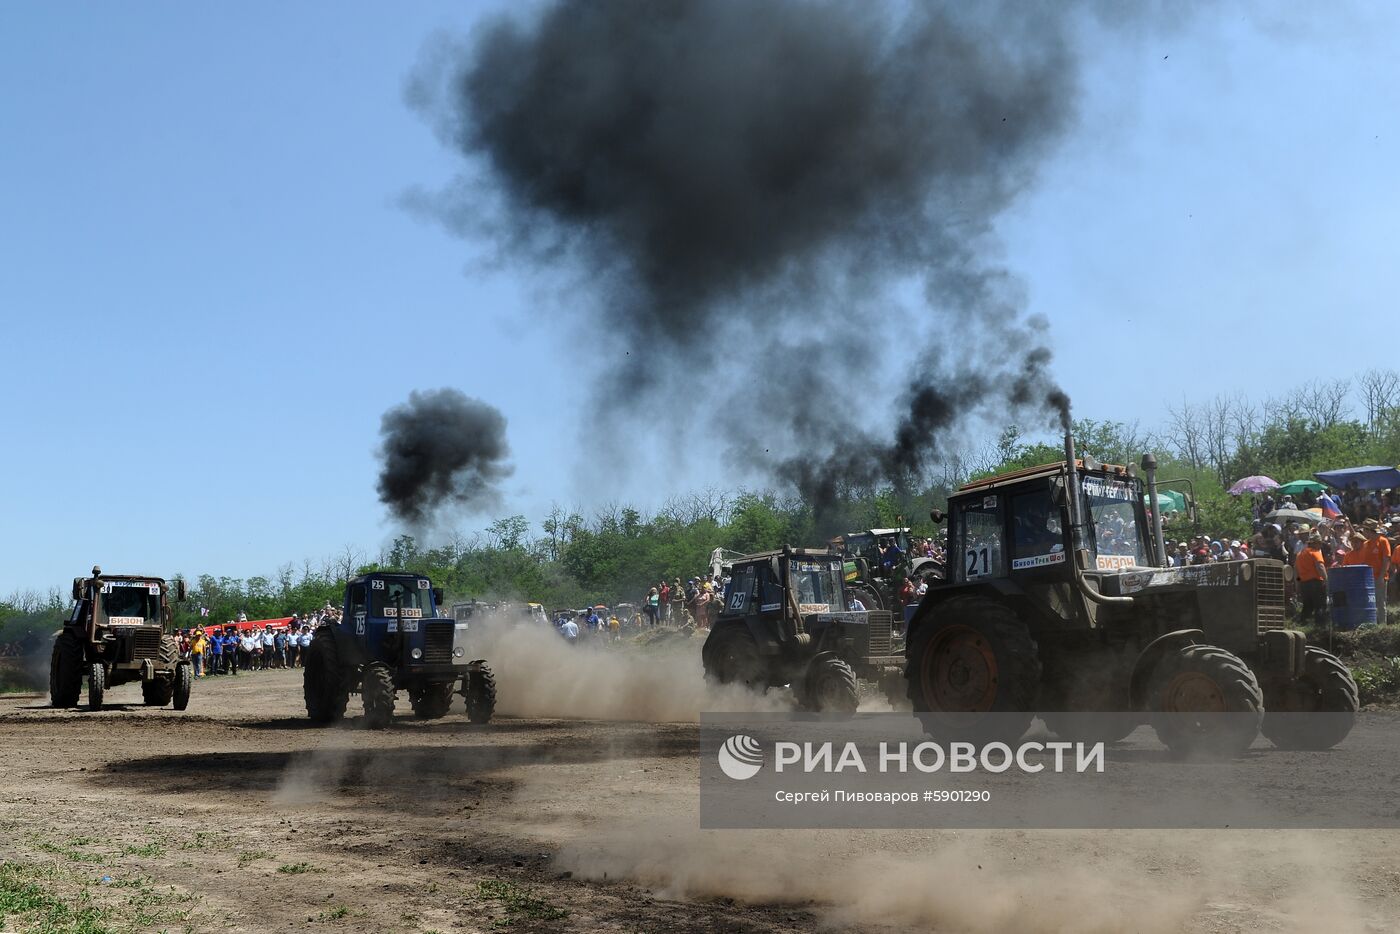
340, 572, 455, 670
703, 547, 902, 711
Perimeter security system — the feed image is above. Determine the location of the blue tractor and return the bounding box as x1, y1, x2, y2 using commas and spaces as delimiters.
302, 572, 496, 728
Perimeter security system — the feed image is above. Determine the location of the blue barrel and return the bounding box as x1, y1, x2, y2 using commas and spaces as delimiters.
1328, 565, 1376, 630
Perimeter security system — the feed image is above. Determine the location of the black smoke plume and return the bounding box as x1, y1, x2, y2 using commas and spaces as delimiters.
376, 389, 512, 524
410, 0, 1089, 522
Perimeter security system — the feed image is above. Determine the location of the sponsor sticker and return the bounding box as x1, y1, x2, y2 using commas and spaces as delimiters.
1096, 554, 1139, 571
400, 619, 418, 632
799, 603, 832, 614
1012, 552, 1066, 570
108, 616, 145, 626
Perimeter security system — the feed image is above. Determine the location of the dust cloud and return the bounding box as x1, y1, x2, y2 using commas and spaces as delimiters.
472, 618, 787, 721
557, 822, 1380, 933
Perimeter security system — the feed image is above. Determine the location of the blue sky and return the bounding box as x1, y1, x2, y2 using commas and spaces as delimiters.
3, 2, 1395, 591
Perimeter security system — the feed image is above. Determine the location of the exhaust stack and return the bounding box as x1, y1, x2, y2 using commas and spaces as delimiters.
1141, 453, 1168, 568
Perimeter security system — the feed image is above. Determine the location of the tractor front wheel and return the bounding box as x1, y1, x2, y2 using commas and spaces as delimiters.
88, 662, 106, 711
361, 663, 396, 729
172, 662, 192, 711
802, 655, 859, 715
465, 665, 497, 724
1260, 647, 1359, 750
1149, 644, 1262, 756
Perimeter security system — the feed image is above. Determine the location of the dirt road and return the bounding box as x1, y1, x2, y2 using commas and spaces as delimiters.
1, 666, 1398, 933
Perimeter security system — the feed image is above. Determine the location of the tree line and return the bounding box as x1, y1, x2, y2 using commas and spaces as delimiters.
6, 370, 1399, 639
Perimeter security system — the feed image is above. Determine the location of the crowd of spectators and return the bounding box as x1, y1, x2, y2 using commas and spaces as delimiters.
178, 605, 343, 677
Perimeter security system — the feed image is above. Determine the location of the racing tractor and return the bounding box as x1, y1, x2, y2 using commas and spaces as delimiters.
905, 436, 1359, 755
830, 527, 943, 612
303, 572, 496, 729
702, 548, 904, 713
49, 567, 192, 711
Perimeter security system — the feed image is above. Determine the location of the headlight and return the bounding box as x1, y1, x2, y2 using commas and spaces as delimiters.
410, 648, 423, 660
453, 647, 465, 658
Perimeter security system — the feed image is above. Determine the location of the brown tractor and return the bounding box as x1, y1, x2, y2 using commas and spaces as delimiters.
49, 566, 191, 711
905, 438, 1359, 755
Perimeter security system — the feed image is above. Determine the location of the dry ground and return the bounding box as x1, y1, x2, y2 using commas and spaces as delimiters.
1, 661, 1399, 933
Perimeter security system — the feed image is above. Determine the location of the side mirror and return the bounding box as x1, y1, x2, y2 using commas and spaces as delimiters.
176, 580, 187, 602
1049, 479, 1066, 506
432, 586, 444, 607
929, 509, 945, 525
72, 579, 84, 602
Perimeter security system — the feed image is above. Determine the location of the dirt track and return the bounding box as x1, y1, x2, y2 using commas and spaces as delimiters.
2, 667, 1400, 933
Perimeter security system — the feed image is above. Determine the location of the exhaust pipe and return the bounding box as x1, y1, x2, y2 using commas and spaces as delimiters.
1142, 453, 1168, 568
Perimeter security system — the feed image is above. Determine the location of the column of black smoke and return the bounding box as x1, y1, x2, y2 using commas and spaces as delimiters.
376, 388, 513, 525
409, 0, 1086, 526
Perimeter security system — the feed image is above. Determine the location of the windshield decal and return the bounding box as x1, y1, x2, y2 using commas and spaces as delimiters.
1012, 552, 1066, 570
108, 616, 145, 626
101, 582, 159, 594
1082, 478, 1136, 501
798, 603, 831, 614
1096, 554, 1139, 570
382, 607, 422, 618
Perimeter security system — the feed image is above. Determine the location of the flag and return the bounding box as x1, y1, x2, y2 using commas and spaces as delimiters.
1319, 493, 1342, 519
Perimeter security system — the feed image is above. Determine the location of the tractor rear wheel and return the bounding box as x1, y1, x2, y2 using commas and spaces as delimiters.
802, 655, 859, 714
172, 662, 192, 711
88, 662, 106, 711
1149, 644, 1262, 756
410, 682, 456, 720
1260, 647, 1359, 750
703, 625, 767, 691
49, 630, 82, 708
465, 665, 496, 724
849, 583, 884, 612
906, 597, 1040, 743
303, 627, 349, 724
361, 662, 396, 729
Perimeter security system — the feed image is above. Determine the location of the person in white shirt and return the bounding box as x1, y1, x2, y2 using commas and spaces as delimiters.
259, 627, 276, 669
560, 619, 579, 643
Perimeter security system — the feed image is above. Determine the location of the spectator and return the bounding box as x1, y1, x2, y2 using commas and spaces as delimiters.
658, 580, 671, 622
645, 587, 660, 626
297, 626, 313, 666
1295, 532, 1329, 629
191, 628, 207, 678
1362, 518, 1392, 622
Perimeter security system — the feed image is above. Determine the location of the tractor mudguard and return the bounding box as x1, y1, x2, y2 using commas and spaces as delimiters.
1128, 629, 1203, 710
325, 623, 367, 670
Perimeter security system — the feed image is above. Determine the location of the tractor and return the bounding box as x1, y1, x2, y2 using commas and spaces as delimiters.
830, 527, 943, 612
701, 548, 904, 712
905, 435, 1359, 755
49, 566, 192, 711
303, 572, 495, 728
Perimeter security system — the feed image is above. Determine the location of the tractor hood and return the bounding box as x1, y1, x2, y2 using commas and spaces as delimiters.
1096, 558, 1289, 598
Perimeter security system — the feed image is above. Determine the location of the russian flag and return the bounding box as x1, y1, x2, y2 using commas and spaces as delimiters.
1318, 492, 1342, 518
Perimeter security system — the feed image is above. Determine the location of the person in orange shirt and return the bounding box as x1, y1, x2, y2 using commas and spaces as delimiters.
1361, 518, 1392, 623
1295, 532, 1329, 628
1341, 532, 1368, 566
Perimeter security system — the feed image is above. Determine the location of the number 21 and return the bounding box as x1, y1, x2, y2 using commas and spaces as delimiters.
966, 548, 989, 577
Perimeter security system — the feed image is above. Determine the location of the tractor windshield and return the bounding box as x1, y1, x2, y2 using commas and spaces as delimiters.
370, 578, 435, 618
790, 559, 845, 612
1081, 475, 1148, 570
100, 582, 162, 624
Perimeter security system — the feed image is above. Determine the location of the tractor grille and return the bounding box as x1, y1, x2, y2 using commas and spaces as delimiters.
866, 610, 893, 655
422, 622, 455, 664
1255, 562, 1286, 630
131, 628, 162, 660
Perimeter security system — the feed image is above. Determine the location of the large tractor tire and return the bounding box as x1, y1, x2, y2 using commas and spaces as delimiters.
906, 597, 1041, 743
410, 682, 456, 720
303, 627, 349, 724
1260, 647, 1359, 750
88, 662, 106, 711
702, 624, 767, 692
172, 662, 192, 711
848, 583, 884, 612
800, 654, 859, 714
465, 665, 497, 724
49, 630, 82, 708
142, 637, 180, 706
361, 662, 396, 729
1149, 644, 1263, 756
